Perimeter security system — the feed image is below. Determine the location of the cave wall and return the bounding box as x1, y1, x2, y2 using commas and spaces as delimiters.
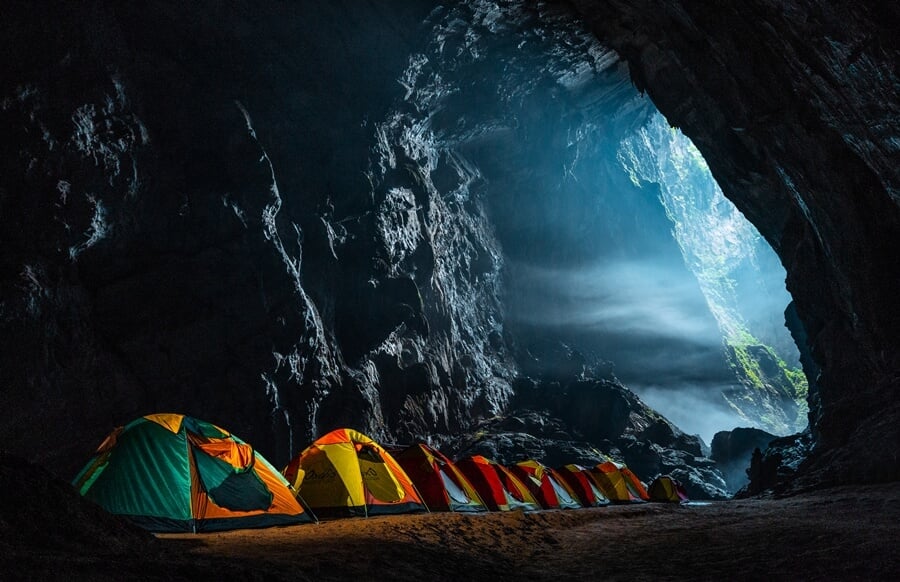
1, 0, 487, 475
2, 0, 898, 488
1, 0, 692, 479
564, 0, 900, 482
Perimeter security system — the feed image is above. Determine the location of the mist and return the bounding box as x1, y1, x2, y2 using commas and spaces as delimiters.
618, 113, 799, 365
629, 384, 747, 446
507, 253, 739, 394
510, 259, 724, 344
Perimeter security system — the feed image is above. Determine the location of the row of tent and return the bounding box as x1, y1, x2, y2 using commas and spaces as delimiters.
74, 414, 688, 533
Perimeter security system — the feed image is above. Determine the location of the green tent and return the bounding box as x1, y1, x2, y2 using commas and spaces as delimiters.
73, 413, 312, 532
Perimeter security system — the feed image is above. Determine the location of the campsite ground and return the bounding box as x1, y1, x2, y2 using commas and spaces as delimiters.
8, 483, 900, 580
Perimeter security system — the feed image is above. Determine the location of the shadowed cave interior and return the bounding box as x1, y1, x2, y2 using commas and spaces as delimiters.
1, 3, 899, 572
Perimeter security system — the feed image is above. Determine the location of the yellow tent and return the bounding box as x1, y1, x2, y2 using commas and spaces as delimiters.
589, 461, 649, 502
284, 428, 426, 517
648, 476, 689, 502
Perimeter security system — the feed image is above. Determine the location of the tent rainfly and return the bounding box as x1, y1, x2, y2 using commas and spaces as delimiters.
395, 443, 487, 512
73, 413, 312, 532
511, 460, 582, 510
556, 464, 610, 507
283, 428, 427, 518
455, 455, 541, 512
590, 461, 650, 502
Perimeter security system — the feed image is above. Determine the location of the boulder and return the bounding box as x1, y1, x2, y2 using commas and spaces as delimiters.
711, 427, 779, 493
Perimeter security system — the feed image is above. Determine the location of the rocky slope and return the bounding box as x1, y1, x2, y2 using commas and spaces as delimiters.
451, 381, 728, 499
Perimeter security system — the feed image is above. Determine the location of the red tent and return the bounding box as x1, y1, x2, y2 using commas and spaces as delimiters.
511, 460, 582, 510
394, 443, 486, 512
556, 464, 610, 507
455, 456, 541, 512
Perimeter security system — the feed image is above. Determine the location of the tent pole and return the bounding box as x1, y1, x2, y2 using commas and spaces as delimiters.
408, 472, 431, 514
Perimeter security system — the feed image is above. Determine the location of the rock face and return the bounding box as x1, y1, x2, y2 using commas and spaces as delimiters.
0, 453, 155, 555
711, 427, 778, 493
566, 0, 900, 486
1, 0, 898, 496
1, 1, 465, 475
1, 0, 717, 484
739, 430, 815, 497
722, 344, 805, 435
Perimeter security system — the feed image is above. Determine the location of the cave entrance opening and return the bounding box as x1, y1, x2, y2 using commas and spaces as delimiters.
479, 103, 808, 445
372, 3, 807, 448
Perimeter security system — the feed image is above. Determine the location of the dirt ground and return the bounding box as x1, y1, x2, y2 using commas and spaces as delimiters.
6, 483, 900, 581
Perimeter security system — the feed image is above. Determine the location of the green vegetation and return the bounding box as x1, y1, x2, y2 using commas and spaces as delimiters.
724, 334, 809, 432
624, 114, 807, 433
727, 342, 765, 391
783, 364, 809, 420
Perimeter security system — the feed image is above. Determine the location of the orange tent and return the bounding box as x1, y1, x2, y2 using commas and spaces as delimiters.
511, 460, 582, 510
556, 464, 610, 507
284, 428, 426, 518
620, 466, 651, 500
395, 443, 487, 512
590, 461, 650, 502
455, 456, 541, 512
73, 413, 311, 532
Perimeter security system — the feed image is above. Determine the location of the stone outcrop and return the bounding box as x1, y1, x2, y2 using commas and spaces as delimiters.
0, 453, 154, 554
738, 430, 815, 497
711, 427, 778, 492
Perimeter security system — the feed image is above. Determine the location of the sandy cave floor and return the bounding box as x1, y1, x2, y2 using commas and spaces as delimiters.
7, 483, 900, 581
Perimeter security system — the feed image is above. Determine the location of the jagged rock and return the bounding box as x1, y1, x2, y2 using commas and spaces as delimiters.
1, 1, 516, 475
450, 427, 609, 469
738, 430, 814, 497
512, 378, 706, 457
450, 377, 729, 499
711, 427, 778, 493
